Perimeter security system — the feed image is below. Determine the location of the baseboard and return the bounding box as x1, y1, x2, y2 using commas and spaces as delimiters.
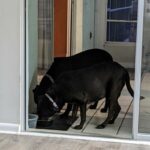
0, 123, 20, 133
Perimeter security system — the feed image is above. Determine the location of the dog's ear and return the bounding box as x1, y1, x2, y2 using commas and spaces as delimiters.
33, 85, 39, 93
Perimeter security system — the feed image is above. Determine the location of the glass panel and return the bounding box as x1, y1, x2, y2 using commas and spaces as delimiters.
38, 0, 53, 69
107, 22, 137, 42
139, 0, 150, 134
26, 0, 137, 140
107, 0, 138, 20
27, 0, 54, 127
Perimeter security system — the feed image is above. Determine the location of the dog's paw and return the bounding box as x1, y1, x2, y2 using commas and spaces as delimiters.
108, 120, 114, 124
100, 108, 107, 113
73, 125, 83, 130
96, 124, 106, 129
59, 113, 68, 119
66, 119, 73, 125
89, 105, 97, 109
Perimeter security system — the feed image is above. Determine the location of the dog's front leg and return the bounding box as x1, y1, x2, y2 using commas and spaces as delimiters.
60, 103, 72, 118
74, 104, 86, 130
101, 99, 109, 113
67, 104, 78, 125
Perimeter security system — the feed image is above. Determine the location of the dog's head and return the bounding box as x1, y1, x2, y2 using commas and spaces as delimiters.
36, 93, 60, 120
33, 75, 55, 104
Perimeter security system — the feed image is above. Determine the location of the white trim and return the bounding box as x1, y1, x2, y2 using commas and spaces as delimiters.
104, 41, 136, 47
107, 19, 137, 23
133, 0, 144, 139
20, 0, 26, 132
0, 123, 20, 133
25, 0, 29, 131
66, 0, 72, 56
74, 0, 83, 53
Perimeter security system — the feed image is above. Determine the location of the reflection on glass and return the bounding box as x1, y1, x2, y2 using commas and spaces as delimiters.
139, 0, 150, 133
107, 22, 137, 42
107, 0, 137, 20
107, 0, 138, 42
38, 0, 53, 69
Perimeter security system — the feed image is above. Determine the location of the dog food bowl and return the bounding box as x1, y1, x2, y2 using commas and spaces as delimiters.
28, 114, 38, 128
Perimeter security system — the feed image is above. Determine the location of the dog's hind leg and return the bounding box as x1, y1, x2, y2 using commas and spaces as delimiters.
96, 99, 120, 129
108, 102, 121, 124
97, 81, 124, 129
74, 103, 86, 130
101, 98, 109, 113
72, 104, 78, 119
101, 82, 112, 113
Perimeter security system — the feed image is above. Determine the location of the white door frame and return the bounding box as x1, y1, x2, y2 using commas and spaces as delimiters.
66, 0, 72, 56
132, 0, 145, 140
20, 0, 26, 132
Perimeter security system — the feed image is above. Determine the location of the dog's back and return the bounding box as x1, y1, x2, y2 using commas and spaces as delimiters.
34, 49, 113, 100
54, 62, 132, 104
48, 48, 113, 78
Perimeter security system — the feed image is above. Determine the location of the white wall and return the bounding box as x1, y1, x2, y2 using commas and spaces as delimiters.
0, 0, 21, 128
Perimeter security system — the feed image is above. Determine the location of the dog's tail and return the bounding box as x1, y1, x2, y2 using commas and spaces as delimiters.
125, 70, 144, 99
125, 70, 134, 97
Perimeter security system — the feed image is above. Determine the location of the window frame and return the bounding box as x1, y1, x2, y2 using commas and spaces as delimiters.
105, 0, 138, 45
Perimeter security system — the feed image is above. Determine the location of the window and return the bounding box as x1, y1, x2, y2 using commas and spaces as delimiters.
106, 0, 138, 42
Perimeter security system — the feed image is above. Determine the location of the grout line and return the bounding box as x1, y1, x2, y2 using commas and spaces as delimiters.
116, 99, 133, 135
81, 100, 105, 132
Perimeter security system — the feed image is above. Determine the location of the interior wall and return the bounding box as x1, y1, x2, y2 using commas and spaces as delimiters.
0, 0, 21, 125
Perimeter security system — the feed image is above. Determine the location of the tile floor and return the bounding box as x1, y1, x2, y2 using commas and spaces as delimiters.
33, 72, 150, 140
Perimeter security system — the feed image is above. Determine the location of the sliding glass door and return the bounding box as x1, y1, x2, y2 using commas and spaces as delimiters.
133, 0, 150, 140
137, 0, 150, 140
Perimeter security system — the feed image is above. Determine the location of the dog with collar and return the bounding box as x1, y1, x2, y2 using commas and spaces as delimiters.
33, 49, 113, 120
37, 62, 134, 129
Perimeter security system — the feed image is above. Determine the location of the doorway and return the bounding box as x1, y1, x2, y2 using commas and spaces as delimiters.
25, 0, 148, 141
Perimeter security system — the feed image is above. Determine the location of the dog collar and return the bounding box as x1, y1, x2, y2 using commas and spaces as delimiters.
45, 93, 59, 110
45, 74, 55, 83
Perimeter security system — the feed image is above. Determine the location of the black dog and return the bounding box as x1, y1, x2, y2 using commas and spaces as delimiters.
33, 49, 113, 119
37, 62, 134, 130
